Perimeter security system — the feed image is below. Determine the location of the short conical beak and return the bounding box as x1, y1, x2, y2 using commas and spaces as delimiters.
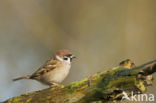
70, 55, 76, 59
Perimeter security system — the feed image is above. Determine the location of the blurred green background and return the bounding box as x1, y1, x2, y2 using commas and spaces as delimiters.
0, 0, 156, 102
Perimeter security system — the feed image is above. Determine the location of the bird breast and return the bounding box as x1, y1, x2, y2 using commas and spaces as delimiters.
41, 63, 71, 84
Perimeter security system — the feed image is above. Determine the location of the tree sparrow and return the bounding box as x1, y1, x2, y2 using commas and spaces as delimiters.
13, 49, 76, 86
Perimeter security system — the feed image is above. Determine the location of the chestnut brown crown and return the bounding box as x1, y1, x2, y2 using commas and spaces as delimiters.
56, 49, 72, 58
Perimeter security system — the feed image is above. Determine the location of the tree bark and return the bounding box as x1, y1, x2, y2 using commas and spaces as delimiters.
4, 60, 156, 103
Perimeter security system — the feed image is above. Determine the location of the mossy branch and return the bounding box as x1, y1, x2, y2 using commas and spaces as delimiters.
3, 60, 156, 103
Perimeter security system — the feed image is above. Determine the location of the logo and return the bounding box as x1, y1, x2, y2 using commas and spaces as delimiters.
121, 91, 154, 102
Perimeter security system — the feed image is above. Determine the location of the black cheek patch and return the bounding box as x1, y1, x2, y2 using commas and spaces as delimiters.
70, 58, 72, 62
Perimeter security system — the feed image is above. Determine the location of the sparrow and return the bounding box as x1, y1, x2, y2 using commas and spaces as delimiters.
13, 49, 76, 86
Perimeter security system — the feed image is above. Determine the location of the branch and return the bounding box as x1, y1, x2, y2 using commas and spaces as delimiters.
4, 60, 156, 103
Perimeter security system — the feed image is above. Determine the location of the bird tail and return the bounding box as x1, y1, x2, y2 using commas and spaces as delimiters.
13, 75, 31, 81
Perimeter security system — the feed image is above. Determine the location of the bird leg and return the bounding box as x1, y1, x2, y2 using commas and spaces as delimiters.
49, 82, 61, 88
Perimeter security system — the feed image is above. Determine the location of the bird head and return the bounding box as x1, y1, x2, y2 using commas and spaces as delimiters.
55, 49, 76, 64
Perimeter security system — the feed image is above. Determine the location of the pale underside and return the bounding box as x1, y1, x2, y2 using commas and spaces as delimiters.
39, 62, 71, 85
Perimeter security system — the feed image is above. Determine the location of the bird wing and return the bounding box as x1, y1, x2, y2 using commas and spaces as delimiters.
30, 57, 60, 79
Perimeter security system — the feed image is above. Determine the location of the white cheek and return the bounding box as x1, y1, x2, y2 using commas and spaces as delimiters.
56, 56, 63, 61
65, 58, 71, 64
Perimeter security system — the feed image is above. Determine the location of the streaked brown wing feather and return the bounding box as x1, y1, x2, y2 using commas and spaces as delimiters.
30, 57, 59, 79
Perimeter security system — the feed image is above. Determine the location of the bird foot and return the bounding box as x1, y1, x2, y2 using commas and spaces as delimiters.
49, 82, 62, 88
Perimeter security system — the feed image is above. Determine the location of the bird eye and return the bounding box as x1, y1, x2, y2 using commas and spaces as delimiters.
63, 57, 68, 60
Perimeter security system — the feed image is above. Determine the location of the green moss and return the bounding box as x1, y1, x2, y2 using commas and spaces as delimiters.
66, 78, 89, 93
105, 76, 136, 89
25, 98, 32, 103
5, 60, 155, 103
135, 79, 146, 92
8, 97, 21, 103
71, 78, 88, 88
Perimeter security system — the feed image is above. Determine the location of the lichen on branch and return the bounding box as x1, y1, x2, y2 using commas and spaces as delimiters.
4, 60, 156, 103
